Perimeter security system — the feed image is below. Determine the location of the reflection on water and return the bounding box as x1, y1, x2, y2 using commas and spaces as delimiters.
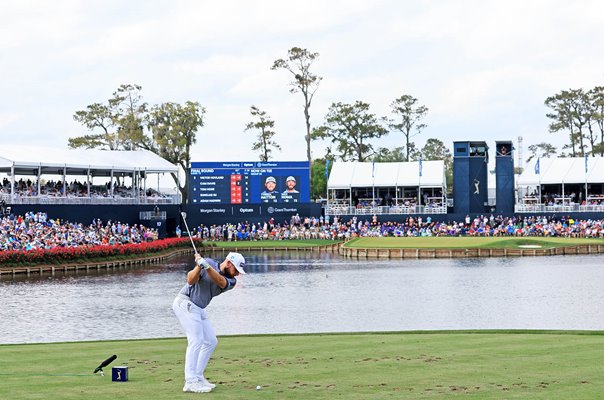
1, 252, 604, 344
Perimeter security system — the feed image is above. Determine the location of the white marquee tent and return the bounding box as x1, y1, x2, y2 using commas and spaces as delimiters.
0, 146, 179, 203
0, 145, 178, 176
327, 160, 446, 211
518, 156, 604, 186
328, 160, 446, 189
516, 156, 604, 207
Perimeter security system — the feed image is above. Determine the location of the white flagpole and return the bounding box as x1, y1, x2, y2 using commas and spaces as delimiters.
418, 159, 422, 210
537, 158, 542, 210
372, 160, 375, 208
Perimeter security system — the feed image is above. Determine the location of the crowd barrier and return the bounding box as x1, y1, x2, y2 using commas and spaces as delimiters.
0, 193, 180, 205
325, 205, 447, 215
515, 203, 604, 213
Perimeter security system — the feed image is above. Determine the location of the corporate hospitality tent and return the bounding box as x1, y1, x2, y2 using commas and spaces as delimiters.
0, 146, 179, 201
0, 145, 178, 175
517, 156, 604, 204
327, 160, 446, 208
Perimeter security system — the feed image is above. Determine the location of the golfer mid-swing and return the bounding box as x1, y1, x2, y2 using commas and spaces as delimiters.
173, 252, 246, 393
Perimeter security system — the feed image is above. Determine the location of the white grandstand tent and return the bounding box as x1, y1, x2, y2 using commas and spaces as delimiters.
326, 160, 446, 215
518, 156, 604, 186
0, 146, 180, 205
326, 161, 357, 191
0, 145, 178, 174
328, 160, 445, 189
516, 156, 604, 211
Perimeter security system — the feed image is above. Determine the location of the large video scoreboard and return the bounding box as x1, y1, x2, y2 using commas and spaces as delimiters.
189, 161, 310, 205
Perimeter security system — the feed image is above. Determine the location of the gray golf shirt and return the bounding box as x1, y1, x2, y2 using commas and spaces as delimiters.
179, 257, 237, 309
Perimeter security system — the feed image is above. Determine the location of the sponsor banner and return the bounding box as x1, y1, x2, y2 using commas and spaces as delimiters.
263, 206, 302, 214
184, 203, 321, 226
233, 205, 261, 216
192, 205, 263, 216
198, 207, 229, 214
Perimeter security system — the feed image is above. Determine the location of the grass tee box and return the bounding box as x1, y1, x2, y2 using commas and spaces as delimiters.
1, 331, 604, 399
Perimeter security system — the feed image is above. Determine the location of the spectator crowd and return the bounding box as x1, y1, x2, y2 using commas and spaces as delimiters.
1, 211, 158, 251
2, 211, 604, 253
1, 177, 168, 200
192, 213, 604, 242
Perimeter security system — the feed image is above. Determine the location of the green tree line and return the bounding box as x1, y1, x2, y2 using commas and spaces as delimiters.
70, 47, 601, 202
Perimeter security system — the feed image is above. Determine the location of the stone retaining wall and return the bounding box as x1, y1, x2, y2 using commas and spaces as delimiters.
8, 242, 591, 277
339, 244, 604, 258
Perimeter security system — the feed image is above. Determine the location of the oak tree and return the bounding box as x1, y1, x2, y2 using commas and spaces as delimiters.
312, 101, 388, 162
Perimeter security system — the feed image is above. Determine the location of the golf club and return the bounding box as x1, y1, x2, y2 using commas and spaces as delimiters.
180, 211, 198, 253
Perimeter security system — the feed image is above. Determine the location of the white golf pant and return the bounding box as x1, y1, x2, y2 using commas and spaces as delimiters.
172, 294, 218, 384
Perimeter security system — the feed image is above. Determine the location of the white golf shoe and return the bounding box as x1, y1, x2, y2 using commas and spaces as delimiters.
201, 377, 216, 389
183, 381, 212, 393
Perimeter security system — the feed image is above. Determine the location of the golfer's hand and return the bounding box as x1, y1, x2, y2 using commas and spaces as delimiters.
195, 254, 211, 270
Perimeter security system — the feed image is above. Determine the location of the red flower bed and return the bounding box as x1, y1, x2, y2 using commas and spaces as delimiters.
0, 238, 201, 266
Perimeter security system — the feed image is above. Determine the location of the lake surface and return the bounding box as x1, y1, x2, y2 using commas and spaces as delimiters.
1, 252, 604, 344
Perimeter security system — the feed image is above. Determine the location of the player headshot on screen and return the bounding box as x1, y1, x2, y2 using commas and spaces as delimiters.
261, 176, 279, 203
281, 176, 299, 203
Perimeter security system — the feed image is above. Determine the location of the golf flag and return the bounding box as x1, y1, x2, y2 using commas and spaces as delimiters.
325, 159, 330, 178
535, 158, 540, 175
585, 154, 588, 174
419, 158, 423, 177
372, 160, 375, 178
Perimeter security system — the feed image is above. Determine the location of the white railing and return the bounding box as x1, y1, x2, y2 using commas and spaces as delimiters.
514, 204, 543, 213
579, 204, 604, 212
325, 204, 447, 215
515, 203, 604, 213
1, 193, 181, 205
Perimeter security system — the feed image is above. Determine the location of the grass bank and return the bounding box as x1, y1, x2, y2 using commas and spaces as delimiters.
344, 236, 604, 250
2, 331, 604, 399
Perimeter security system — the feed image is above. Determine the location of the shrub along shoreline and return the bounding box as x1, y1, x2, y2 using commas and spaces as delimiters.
0, 237, 200, 268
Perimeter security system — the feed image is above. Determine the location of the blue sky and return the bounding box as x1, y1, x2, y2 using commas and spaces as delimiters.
1, 0, 603, 167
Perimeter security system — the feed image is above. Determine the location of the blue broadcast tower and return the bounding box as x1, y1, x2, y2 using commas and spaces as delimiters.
495, 140, 514, 214
453, 141, 489, 215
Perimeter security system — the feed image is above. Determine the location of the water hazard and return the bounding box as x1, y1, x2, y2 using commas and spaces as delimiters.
1, 252, 604, 344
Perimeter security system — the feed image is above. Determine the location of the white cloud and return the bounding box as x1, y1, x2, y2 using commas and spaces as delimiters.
0, 111, 24, 130
1, 0, 604, 163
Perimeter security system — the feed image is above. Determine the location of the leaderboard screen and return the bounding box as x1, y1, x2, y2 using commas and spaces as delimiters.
189, 161, 310, 205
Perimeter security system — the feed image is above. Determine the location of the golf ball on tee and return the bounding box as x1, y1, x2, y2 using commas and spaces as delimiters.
256, 385, 262, 390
